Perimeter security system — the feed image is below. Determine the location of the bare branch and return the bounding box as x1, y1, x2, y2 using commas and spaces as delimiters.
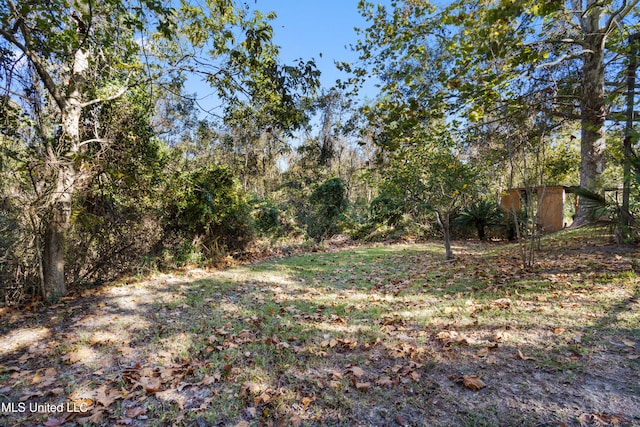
536, 49, 593, 69
80, 86, 128, 108
605, 0, 640, 34
77, 138, 109, 148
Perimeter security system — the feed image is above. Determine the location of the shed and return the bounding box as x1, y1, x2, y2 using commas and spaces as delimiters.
500, 185, 574, 233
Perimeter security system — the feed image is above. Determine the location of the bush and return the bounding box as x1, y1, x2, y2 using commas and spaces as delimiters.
455, 200, 503, 241
370, 193, 405, 226
0, 202, 40, 305
164, 164, 253, 257
67, 198, 162, 283
252, 200, 281, 236
307, 177, 348, 240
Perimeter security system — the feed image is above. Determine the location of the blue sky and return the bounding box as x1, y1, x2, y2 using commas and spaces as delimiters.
264, 0, 368, 89
186, 1, 379, 114
187, 1, 450, 115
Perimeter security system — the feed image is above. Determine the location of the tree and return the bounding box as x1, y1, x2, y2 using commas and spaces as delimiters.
0, 0, 175, 299
437, 0, 639, 223
348, 0, 639, 225
400, 135, 476, 259
175, 4, 320, 197
0, 0, 318, 300
381, 132, 476, 259
68, 88, 166, 284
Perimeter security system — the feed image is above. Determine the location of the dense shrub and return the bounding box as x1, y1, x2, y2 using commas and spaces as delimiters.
0, 200, 40, 304
370, 193, 405, 226
307, 177, 348, 240
66, 92, 167, 283
252, 200, 281, 236
67, 197, 162, 284
164, 164, 253, 257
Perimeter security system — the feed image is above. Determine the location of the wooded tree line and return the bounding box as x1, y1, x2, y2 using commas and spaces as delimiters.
1, 0, 639, 304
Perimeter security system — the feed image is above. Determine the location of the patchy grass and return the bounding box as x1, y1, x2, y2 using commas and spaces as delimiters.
1, 227, 639, 426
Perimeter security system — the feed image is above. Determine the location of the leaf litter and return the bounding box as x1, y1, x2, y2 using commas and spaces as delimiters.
0, 229, 639, 426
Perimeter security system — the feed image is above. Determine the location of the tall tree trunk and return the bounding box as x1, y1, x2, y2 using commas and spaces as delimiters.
574, 1, 606, 225
41, 48, 87, 300
41, 117, 80, 300
42, 194, 71, 300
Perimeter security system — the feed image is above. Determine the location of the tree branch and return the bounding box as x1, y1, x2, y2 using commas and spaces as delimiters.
77, 138, 109, 148
1, 0, 66, 110
605, 0, 640, 34
80, 86, 128, 108
0, 27, 65, 111
535, 49, 593, 69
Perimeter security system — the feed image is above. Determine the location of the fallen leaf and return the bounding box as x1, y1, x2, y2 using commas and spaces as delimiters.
93, 386, 124, 408
309, 347, 328, 357
485, 355, 499, 365
118, 346, 136, 356
436, 330, 469, 346
70, 397, 95, 411
517, 349, 536, 361
301, 396, 314, 409
77, 409, 105, 424
138, 375, 162, 393
450, 374, 486, 391
245, 407, 257, 418
578, 413, 593, 424
201, 373, 221, 385
462, 375, 486, 391
320, 338, 338, 348
375, 376, 394, 388
346, 366, 365, 378
254, 392, 272, 404
156, 389, 187, 410
125, 406, 146, 418
609, 414, 628, 424
241, 382, 262, 396
63, 347, 94, 364
222, 364, 233, 377
493, 330, 509, 341
491, 298, 511, 309
476, 347, 490, 357
43, 416, 69, 427
328, 370, 343, 380
0, 365, 20, 375
353, 380, 371, 391
89, 331, 119, 346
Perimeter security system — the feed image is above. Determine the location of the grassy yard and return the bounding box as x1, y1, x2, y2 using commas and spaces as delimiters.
1, 228, 638, 426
